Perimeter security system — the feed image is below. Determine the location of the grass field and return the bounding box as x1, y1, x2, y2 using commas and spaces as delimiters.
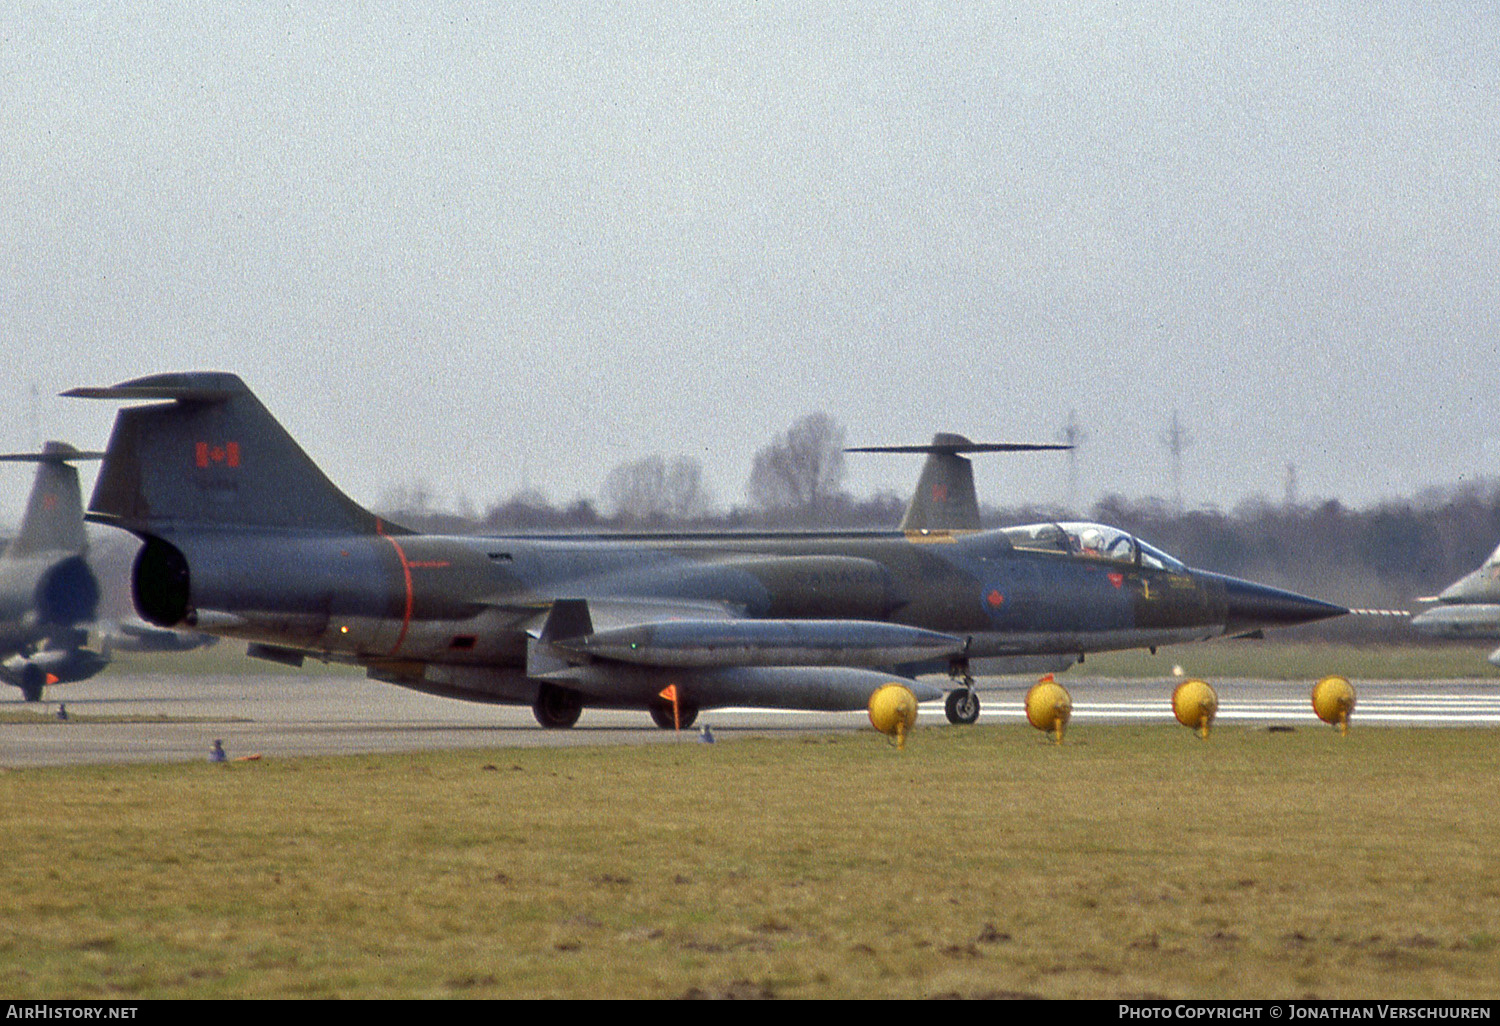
3, 723, 1497, 999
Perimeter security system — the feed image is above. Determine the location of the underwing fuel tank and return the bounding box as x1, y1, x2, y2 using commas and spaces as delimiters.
1, 647, 109, 689
1409, 604, 1500, 640
554, 619, 965, 669
551, 663, 946, 711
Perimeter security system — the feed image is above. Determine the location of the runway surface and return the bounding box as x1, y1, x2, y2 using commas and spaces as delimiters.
3, 671, 1498, 767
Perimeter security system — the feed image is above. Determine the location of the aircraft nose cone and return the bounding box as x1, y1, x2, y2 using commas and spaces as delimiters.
1437, 569, 1500, 604
1216, 575, 1349, 632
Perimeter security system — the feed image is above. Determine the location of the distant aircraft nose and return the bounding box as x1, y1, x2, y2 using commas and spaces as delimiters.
1437, 568, 1500, 604
1210, 574, 1349, 632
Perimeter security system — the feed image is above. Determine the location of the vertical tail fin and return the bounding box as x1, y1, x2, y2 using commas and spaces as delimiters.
846, 434, 1072, 534
0, 442, 101, 557
65, 372, 398, 536
902, 436, 982, 532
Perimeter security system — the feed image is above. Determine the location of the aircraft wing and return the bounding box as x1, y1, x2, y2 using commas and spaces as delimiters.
514, 596, 743, 636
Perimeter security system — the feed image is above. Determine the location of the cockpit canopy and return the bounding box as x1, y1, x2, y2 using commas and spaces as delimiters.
999, 521, 1186, 572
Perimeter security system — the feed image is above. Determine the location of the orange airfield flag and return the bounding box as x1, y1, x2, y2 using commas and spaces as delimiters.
658, 685, 680, 731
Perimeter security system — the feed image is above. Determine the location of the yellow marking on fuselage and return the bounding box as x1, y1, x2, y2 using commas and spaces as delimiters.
903, 529, 971, 544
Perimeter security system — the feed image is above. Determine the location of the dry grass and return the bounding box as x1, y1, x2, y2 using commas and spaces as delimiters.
2, 724, 1498, 999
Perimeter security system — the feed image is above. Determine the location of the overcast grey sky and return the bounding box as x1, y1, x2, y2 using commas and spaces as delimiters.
3, 2, 1497, 530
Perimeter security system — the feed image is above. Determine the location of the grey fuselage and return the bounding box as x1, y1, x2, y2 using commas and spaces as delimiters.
132, 523, 1327, 707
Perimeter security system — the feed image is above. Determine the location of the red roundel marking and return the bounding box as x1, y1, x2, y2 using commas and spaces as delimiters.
986, 589, 1005, 608
1108, 573, 1124, 589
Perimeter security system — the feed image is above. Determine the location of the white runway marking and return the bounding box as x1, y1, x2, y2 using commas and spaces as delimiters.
711, 694, 1500, 726
3, 674, 1498, 766
715, 688, 1500, 726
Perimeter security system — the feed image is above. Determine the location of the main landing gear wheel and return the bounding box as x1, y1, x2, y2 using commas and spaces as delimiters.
945, 688, 980, 725
532, 684, 584, 729
648, 700, 699, 730
19, 664, 44, 704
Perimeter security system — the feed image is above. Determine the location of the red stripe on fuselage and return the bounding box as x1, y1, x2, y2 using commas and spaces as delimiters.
377, 522, 414, 655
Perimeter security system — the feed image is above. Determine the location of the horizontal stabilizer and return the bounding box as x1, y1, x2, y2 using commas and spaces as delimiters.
846, 437, 1071, 456
0, 441, 106, 464
62, 383, 237, 404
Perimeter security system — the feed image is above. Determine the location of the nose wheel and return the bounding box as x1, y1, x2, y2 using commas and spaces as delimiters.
944, 647, 980, 724
945, 687, 980, 724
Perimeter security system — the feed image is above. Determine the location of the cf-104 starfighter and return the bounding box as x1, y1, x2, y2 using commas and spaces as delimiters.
0, 442, 109, 700
68, 373, 1347, 727
1409, 540, 1500, 666
0, 442, 213, 701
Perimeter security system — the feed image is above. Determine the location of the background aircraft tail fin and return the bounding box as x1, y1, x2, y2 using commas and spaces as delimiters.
66, 372, 400, 536
0, 442, 102, 558
847, 434, 1070, 534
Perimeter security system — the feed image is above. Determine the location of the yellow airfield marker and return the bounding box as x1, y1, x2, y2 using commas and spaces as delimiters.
1312, 675, 1356, 735
868, 683, 919, 750
1172, 679, 1218, 739
1025, 675, 1072, 744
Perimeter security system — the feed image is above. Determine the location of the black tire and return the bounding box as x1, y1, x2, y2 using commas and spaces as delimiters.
19, 665, 44, 704
945, 688, 980, 725
532, 684, 583, 729
648, 700, 698, 730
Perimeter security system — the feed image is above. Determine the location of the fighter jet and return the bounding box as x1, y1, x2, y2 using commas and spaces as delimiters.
1409, 540, 1500, 666
0, 442, 109, 700
846, 433, 1090, 683
67, 372, 1347, 726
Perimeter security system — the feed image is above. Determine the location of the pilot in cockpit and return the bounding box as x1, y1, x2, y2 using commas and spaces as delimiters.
1077, 527, 1105, 557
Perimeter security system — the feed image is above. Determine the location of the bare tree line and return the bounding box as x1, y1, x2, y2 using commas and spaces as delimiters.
381, 411, 861, 530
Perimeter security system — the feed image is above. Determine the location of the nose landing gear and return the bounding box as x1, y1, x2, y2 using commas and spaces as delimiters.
944, 686, 980, 724
944, 658, 980, 724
